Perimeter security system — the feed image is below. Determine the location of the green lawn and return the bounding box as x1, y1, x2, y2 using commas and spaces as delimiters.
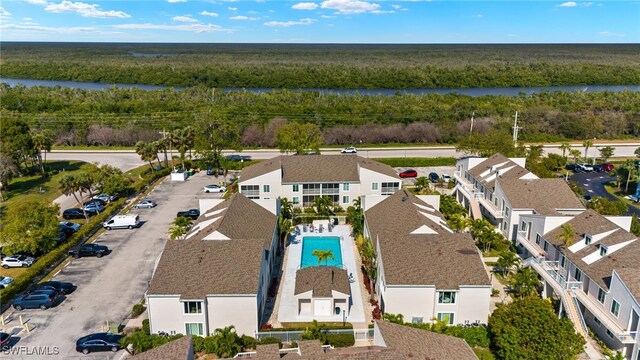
473, 347, 496, 359
604, 183, 640, 210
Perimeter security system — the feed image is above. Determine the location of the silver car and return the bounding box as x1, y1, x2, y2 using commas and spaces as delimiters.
0, 276, 14, 289
133, 199, 157, 209
203, 185, 226, 193
2, 255, 35, 269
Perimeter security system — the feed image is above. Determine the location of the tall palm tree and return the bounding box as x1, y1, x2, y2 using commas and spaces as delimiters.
32, 132, 53, 176
569, 149, 582, 164
169, 225, 188, 240
447, 214, 467, 233
582, 139, 593, 161
559, 142, 571, 159
624, 159, 637, 194
135, 141, 157, 172
556, 223, 575, 247
497, 251, 521, 277
59, 173, 81, 206
510, 268, 540, 298
211, 326, 241, 358
312, 249, 335, 266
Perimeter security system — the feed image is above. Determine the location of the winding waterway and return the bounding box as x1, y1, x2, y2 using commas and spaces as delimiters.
1, 77, 639, 97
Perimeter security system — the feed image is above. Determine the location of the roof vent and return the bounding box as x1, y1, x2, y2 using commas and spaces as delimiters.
401, 196, 407, 202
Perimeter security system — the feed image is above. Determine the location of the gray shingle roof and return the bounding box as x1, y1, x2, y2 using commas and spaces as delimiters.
148, 194, 276, 298
466, 153, 529, 191
498, 178, 585, 215
294, 267, 350, 297
132, 336, 193, 360
239, 155, 399, 183
615, 267, 640, 301
365, 190, 490, 288
545, 209, 640, 290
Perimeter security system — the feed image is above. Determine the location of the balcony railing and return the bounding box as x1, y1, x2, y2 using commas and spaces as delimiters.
302, 189, 321, 195
241, 190, 260, 197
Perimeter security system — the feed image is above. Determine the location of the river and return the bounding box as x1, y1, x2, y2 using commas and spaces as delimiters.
1, 77, 639, 97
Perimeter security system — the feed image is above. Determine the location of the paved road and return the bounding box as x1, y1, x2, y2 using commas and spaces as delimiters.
3, 173, 221, 359
47, 142, 640, 171
570, 171, 640, 217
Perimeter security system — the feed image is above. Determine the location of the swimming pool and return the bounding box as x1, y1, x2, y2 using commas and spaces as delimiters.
300, 236, 343, 269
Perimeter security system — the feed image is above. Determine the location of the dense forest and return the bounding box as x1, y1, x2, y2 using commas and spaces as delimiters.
1, 84, 639, 147
1, 43, 639, 89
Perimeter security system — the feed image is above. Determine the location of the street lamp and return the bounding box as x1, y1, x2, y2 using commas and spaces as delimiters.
342, 309, 346, 327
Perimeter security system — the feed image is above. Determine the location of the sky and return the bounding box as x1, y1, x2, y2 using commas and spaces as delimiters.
0, 0, 638, 43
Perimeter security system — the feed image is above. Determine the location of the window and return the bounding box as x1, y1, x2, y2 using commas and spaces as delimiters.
504, 207, 511, 217
293, 184, 299, 192
372, 183, 379, 191
381, 182, 400, 195
185, 323, 203, 336
343, 183, 350, 191
584, 234, 592, 245
597, 288, 606, 304
536, 234, 542, 245
599, 245, 608, 257
240, 185, 259, 199
437, 312, 455, 325
521, 221, 527, 232
594, 317, 602, 326
263, 185, 270, 193
574, 268, 582, 282
543, 241, 549, 252
411, 317, 423, 324
183, 301, 202, 314
560, 255, 566, 269
292, 197, 300, 205
343, 196, 349, 204
611, 299, 620, 317
606, 329, 614, 339
438, 291, 457, 304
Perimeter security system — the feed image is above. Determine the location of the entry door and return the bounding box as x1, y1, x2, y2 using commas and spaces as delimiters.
314, 299, 332, 316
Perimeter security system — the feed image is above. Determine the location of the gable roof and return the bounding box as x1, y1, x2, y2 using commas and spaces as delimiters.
467, 153, 530, 191
294, 267, 350, 297
132, 336, 193, 360
544, 209, 640, 290
365, 190, 490, 288
148, 194, 276, 299
375, 321, 478, 360
615, 267, 640, 302
498, 178, 585, 215
240, 155, 399, 183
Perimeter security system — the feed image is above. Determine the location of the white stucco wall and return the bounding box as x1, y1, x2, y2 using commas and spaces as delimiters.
239, 169, 282, 200
373, 322, 386, 347
383, 286, 436, 322
455, 286, 492, 324
147, 295, 207, 336
199, 199, 225, 214
206, 295, 258, 337
359, 167, 401, 198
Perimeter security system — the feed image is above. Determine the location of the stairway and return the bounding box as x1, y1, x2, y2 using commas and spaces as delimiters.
562, 289, 587, 338
469, 197, 482, 220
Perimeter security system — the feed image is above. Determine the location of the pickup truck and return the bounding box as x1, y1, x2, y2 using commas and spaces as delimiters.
176, 209, 200, 220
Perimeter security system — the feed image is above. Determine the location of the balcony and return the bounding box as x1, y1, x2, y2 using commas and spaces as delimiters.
476, 196, 504, 219
517, 231, 543, 257
573, 290, 637, 344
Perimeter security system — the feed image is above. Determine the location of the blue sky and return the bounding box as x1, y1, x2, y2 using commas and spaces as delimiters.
0, 1, 638, 43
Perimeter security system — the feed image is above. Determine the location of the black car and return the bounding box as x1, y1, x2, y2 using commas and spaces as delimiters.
69, 244, 109, 258
13, 290, 60, 310
428, 172, 440, 183
76, 333, 124, 354
176, 209, 200, 220
565, 164, 581, 172
0, 332, 10, 348
32, 281, 76, 295
63, 208, 96, 220
593, 165, 605, 172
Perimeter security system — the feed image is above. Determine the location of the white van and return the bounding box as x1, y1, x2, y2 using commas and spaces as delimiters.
103, 215, 140, 230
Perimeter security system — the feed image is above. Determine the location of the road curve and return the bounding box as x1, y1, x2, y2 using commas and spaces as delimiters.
47, 142, 640, 171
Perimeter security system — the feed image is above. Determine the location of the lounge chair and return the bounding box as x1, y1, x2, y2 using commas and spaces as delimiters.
348, 273, 355, 283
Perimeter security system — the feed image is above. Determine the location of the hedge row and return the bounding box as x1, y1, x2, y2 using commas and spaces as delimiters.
0, 198, 126, 307
326, 333, 355, 348
261, 324, 353, 332
373, 157, 456, 168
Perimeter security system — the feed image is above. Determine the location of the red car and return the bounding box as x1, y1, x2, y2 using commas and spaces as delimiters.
602, 164, 614, 171
399, 169, 418, 178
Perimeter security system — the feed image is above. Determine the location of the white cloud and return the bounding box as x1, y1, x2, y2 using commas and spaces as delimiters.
173, 15, 199, 23
168, 0, 187, 3
0, 7, 11, 19
45, 1, 130, 18
292, 2, 318, 10
25, 0, 49, 5
599, 31, 625, 37
371, 9, 394, 14
0, 23, 99, 33
472, 14, 483, 18
230, 15, 259, 20
113, 23, 229, 33
24, 17, 33, 21
228, 7, 237, 11
321, 15, 336, 18
264, 18, 316, 27
200, 11, 219, 17
320, 0, 381, 14
559, 1, 577, 6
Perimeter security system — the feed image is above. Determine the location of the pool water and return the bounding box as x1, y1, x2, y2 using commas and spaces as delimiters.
300, 236, 343, 268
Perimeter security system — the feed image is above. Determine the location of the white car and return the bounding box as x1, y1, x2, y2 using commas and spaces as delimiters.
577, 163, 594, 172
341, 146, 357, 154
0, 276, 14, 289
442, 174, 452, 183
133, 199, 157, 209
82, 203, 104, 213
2, 255, 35, 269
93, 194, 116, 202
204, 185, 226, 193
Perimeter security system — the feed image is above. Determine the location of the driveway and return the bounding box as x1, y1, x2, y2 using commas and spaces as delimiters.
2, 172, 223, 359
570, 171, 640, 217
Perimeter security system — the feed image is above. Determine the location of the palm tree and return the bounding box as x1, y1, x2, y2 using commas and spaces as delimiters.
510, 268, 540, 298
169, 225, 188, 240
211, 326, 242, 358
59, 173, 81, 206
447, 214, 467, 233
559, 142, 571, 159
312, 249, 335, 266
300, 320, 327, 343
32, 132, 53, 176
624, 159, 637, 194
569, 149, 581, 164
607, 352, 625, 360
582, 139, 593, 161
527, 144, 544, 163
135, 141, 157, 172
496, 251, 521, 277
468, 218, 492, 240
556, 223, 575, 247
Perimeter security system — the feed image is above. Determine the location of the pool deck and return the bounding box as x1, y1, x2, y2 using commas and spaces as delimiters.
277, 225, 366, 323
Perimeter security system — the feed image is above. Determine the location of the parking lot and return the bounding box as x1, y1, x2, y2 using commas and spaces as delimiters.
395, 166, 455, 186
2, 172, 222, 359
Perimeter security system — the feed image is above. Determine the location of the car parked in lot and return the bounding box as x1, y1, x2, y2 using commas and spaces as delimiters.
12, 290, 60, 310
399, 169, 418, 178
103, 215, 140, 230
565, 164, 580, 172
82, 202, 105, 213
0, 332, 10, 348
576, 163, 593, 172
442, 174, 452, 183
602, 163, 615, 171
76, 333, 124, 354
63, 208, 96, 220
59, 221, 81, 235
92, 193, 116, 203
0, 276, 14, 289
593, 165, 605, 172
2, 255, 35, 269
31, 281, 76, 295
84, 198, 107, 207
69, 244, 109, 259
177, 209, 200, 220
133, 199, 157, 209
204, 185, 226, 193
428, 172, 440, 183
341, 146, 357, 154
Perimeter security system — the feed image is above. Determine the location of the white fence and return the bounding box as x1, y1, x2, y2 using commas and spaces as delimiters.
255, 328, 373, 343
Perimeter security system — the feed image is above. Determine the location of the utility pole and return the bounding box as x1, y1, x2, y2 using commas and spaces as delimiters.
512, 111, 521, 147
159, 128, 170, 168
470, 111, 475, 134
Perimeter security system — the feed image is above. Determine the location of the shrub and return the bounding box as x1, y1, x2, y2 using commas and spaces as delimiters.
241, 335, 258, 350
192, 336, 205, 353
131, 303, 145, 318
373, 157, 456, 168
443, 326, 490, 348
142, 319, 150, 335
372, 306, 382, 320
259, 337, 282, 348
326, 333, 355, 348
